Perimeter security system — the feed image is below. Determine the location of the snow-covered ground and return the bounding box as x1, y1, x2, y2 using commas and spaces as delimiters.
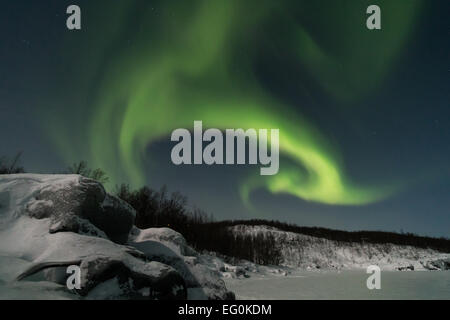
224, 270, 450, 300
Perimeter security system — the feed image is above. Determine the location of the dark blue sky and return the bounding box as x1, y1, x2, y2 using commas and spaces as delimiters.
0, 0, 449, 237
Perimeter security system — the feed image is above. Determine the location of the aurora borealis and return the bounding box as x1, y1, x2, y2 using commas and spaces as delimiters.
1, 0, 449, 236
64, 0, 417, 205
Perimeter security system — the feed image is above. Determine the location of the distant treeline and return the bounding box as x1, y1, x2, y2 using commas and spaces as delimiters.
210, 219, 450, 253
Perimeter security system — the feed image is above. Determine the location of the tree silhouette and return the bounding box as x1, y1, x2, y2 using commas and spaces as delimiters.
0, 152, 25, 174
66, 160, 109, 184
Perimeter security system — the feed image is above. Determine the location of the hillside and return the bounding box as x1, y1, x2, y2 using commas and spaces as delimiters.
228, 225, 450, 271
215, 219, 450, 253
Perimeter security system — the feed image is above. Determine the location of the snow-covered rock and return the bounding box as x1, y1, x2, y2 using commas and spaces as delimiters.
129, 227, 235, 300
0, 174, 134, 244
130, 227, 196, 256
0, 174, 234, 300
421, 258, 450, 271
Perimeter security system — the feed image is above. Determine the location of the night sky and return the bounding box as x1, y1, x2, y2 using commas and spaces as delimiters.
1, 0, 449, 237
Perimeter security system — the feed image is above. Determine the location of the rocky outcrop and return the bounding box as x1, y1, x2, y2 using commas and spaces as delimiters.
0, 174, 234, 300
397, 264, 414, 271
24, 175, 135, 244
129, 227, 234, 300
422, 258, 450, 271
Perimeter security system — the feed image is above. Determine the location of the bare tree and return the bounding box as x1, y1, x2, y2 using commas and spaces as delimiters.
0, 152, 25, 174
66, 160, 109, 184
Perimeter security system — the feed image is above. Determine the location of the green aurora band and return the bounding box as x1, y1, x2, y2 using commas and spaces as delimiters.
50, 0, 423, 207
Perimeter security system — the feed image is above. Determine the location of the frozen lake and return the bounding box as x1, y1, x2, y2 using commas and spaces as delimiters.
224, 270, 450, 300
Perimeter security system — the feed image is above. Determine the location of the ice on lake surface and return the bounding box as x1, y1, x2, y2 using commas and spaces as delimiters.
224, 270, 450, 300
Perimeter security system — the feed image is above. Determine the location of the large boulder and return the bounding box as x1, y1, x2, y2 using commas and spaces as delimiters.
20, 175, 135, 244
129, 227, 235, 300
131, 227, 196, 256
79, 256, 186, 299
